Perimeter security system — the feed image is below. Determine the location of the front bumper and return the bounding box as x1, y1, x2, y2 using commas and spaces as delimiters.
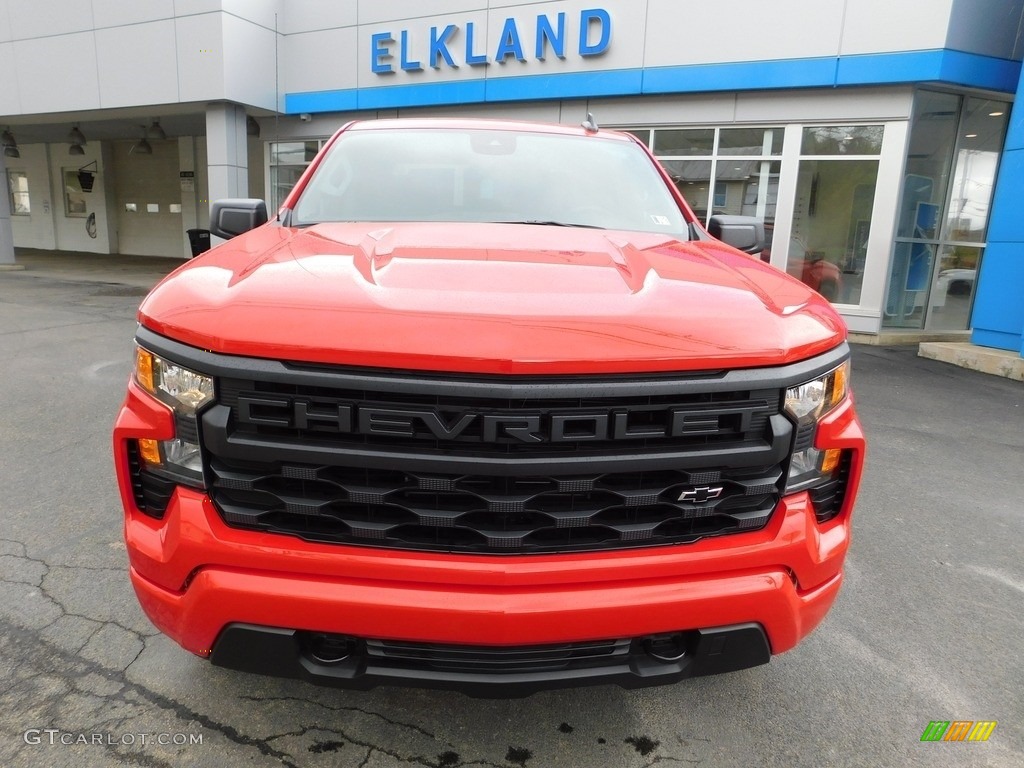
114, 375, 864, 694
207, 621, 773, 696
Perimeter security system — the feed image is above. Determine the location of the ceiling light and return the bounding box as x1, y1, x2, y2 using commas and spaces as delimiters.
68, 124, 87, 146
69, 143, 85, 156
989, 111, 1005, 117
145, 119, 167, 141
965, 133, 978, 139
130, 126, 153, 155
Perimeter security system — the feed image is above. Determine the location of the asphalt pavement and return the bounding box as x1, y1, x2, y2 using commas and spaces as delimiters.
0, 254, 1020, 768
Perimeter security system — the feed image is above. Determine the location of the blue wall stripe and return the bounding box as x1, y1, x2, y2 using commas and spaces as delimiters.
836, 49, 1019, 91
356, 79, 488, 110
642, 57, 839, 93
286, 89, 359, 113
938, 49, 1021, 91
485, 68, 642, 101
284, 49, 1021, 115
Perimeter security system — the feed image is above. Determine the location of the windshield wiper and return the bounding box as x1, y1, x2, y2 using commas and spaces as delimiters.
492, 220, 606, 229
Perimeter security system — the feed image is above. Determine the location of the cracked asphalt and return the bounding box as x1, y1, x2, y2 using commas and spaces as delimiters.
1, 262, 1021, 767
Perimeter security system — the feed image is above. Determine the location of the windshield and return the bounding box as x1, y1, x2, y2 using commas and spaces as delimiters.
291, 127, 690, 237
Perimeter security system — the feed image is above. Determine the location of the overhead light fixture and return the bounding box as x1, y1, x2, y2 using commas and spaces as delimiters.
145, 118, 167, 141
246, 115, 260, 137
989, 111, 1005, 117
965, 133, 978, 139
68, 124, 87, 146
68, 123, 87, 155
2, 128, 19, 159
130, 126, 153, 155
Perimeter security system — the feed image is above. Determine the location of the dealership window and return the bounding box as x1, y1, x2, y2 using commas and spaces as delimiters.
62, 169, 89, 218
269, 141, 324, 211
631, 126, 783, 258
788, 126, 883, 304
884, 91, 1009, 330
7, 170, 29, 215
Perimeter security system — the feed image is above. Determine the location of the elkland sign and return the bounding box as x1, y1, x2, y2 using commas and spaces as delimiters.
284, 6, 618, 112
370, 9, 612, 73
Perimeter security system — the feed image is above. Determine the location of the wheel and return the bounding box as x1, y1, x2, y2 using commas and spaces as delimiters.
948, 280, 971, 296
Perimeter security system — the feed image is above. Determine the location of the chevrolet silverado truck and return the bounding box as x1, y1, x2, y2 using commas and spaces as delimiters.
113, 118, 865, 696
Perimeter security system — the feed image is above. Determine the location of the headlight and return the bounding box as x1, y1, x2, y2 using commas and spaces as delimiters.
784, 360, 848, 425
783, 360, 849, 495
134, 346, 214, 487
135, 347, 214, 415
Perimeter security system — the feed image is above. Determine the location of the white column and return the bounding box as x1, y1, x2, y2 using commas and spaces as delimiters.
205, 102, 249, 204
0, 150, 16, 266
179, 136, 199, 259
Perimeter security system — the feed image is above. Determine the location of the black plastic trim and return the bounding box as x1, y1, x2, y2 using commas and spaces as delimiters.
126, 441, 175, 519
209, 622, 771, 697
136, 325, 850, 397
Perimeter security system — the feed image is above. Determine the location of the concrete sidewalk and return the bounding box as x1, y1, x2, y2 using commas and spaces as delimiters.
919, 340, 1024, 382
1, 248, 186, 290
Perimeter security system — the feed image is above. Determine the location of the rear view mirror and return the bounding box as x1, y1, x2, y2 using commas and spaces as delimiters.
210, 199, 269, 239
708, 215, 766, 255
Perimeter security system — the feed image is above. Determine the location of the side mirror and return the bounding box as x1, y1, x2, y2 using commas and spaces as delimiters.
209, 198, 269, 239
708, 215, 766, 255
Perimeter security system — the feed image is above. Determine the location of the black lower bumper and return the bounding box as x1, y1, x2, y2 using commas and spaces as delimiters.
209, 623, 770, 697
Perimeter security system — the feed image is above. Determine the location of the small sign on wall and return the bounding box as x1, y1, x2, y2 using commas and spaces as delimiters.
180, 171, 195, 192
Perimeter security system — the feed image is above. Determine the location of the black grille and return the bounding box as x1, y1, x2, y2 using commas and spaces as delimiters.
208, 457, 783, 553
199, 367, 793, 553
365, 637, 632, 674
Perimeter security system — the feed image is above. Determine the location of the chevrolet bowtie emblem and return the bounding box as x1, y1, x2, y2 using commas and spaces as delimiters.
677, 485, 724, 503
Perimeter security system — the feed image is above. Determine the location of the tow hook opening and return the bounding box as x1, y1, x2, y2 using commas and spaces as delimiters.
301, 632, 358, 665
642, 632, 689, 663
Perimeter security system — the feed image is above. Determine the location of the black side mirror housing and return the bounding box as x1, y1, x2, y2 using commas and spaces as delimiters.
708, 215, 766, 255
210, 199, 269, 240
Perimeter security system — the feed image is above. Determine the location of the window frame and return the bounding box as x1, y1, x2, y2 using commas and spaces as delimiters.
7, 169, 30, 216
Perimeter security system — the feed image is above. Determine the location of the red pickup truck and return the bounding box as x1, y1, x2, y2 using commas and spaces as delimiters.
113, 118, 864, 696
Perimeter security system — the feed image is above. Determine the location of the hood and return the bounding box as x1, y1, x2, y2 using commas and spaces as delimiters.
139, 222, 846, 374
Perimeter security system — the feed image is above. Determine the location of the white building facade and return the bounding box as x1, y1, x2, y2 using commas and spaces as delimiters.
2, 0, 1023, 340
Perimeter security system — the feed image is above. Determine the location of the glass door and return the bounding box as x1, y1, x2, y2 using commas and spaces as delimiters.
787, 126, 883, 304
884, 91, 1009, 330
926, 97, 1008, 330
